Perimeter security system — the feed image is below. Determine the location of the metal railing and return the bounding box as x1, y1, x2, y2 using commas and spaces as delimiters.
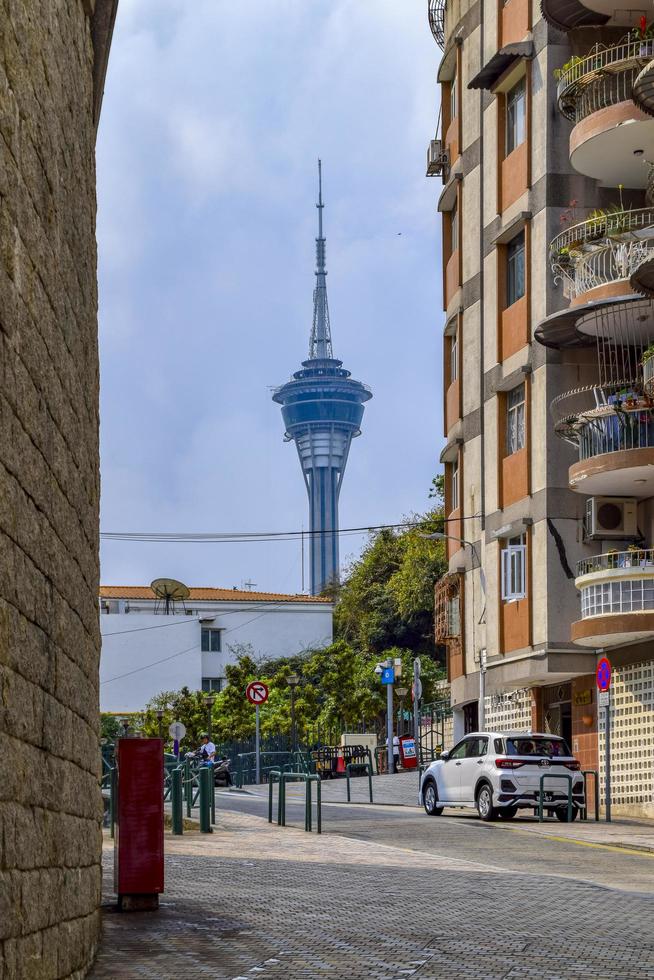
577, 549, 654, 577
550, 208, 654, 300
577, 406, 654, 459
557, 37, 654, 122
428, 0, 445, 49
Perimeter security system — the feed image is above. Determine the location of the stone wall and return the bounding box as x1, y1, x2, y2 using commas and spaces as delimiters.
0, 2, 106, 976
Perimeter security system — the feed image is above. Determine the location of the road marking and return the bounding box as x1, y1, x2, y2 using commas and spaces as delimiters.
491, 822, 654, 857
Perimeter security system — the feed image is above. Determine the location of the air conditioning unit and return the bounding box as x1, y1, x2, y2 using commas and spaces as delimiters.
584, 496, 638, 540
426, 138, 449, 177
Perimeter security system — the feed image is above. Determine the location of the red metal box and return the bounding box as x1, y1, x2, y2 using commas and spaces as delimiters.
114, 738, 164, 900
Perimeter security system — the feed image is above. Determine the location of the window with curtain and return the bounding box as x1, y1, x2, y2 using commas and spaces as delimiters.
451, 201, 458, 254
506, 383, 526, 455
451, 456, 460, 510
450, 325, 458, 383
506, 230, 525, 307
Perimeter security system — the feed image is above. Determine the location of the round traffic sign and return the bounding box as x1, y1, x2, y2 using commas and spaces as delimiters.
596, 657, 612, 692
246, 681, 269, 705
168, 721, 186, 740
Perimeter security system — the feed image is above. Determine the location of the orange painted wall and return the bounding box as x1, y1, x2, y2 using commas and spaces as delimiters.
445, 114, 459, 166
501, 141, 528, 212
571, 675, 599, 778
448, 642, 465, 681
501, 0, 529, 45
501, 596, 529, 653
501, 446, 528, 508
500, 294, 528, 360
445, 249, 460, 306
445, 379, 461, 433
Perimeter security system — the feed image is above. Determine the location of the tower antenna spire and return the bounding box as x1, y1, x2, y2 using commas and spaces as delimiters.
309, 158, 333, 360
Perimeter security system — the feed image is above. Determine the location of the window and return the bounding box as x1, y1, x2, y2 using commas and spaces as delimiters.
506, 383, 525, 455
501, 534, 526, 602
506, 231, 525, 307
446, 596, 460, 636
202, 677, 225, 693
581, 578, 654, 618
201, 628, 221, 652
449, 739, 468, 760
451, 457, 460, 511
450, 71, 457, 122
465, 737, 489, 758
450, 201, 458, 254
506, 76, 526, 155
450, 325, 458, 383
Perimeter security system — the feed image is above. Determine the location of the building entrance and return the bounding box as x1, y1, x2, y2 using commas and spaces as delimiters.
542, 683, 572, 749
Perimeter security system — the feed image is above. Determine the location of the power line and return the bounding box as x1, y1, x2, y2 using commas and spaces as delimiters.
100, 643, 200, 685
100, 515, 480, 545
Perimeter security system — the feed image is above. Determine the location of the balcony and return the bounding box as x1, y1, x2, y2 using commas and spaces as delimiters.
552, 384, 654, 496
556, 38, 654, 186
428, 0, 445, 49
573, 549, 654, 647
633, 57, 654, 117
550, 207, 654, 302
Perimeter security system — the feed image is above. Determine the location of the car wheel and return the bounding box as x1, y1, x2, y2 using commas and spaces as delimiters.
423, 780, 443, 816
476, 784, 497, 822
555, 807, 579, 822
497, 806, 517, 820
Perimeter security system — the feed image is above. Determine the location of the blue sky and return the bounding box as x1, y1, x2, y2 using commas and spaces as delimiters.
97, 0, 443, 593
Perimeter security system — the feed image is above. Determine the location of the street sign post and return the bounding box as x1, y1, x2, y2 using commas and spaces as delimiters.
413, 658, 421, 765
246, 682, 269, 784
596, 657, 612, 822
168, 721, 186, 760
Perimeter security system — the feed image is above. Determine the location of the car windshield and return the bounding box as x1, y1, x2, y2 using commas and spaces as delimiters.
504, 737, 571, 758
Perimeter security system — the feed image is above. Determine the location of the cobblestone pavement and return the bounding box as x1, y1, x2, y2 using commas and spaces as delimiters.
90, 805, 654, 980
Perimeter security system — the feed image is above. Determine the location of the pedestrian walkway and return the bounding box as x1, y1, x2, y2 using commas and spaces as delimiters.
282, 770, 418, 806
90, 806, 654, 979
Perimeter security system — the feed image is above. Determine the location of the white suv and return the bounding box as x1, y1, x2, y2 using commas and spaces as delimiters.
419, 731, 585, 822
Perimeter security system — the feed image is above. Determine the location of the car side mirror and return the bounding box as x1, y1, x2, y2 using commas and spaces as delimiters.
440, 750, 450, 761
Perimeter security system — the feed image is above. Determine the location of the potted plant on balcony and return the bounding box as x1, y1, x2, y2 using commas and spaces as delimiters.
642, 344, 654, 391
553, 55, 583, 82
607, 548, 619, 569
632, 17, 654, 57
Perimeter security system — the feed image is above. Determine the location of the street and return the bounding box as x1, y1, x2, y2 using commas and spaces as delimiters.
90, 787, 654, 979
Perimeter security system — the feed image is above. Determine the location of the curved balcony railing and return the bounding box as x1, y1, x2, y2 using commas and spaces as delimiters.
634, 58, 654, 117
578, 405, 654, 460
551, 382, 653, 443
550, 208, 654, 299
577, 549, 654, 577
557, 38, 654, 123
428, 0, 445, 49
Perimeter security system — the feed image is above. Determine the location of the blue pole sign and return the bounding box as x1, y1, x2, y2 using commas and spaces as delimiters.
381, 667, 395, 685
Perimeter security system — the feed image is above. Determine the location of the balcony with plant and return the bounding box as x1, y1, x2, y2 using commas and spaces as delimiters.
555, 26, 654, 186
572, 547, 654, 647
550, 203, 654, 302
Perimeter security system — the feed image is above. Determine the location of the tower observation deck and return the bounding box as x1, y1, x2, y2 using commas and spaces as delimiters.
273, 162, 372, 595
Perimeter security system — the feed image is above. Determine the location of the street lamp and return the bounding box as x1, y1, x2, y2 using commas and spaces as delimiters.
155, 708, 164, 740
287, 673, 300, 751
421, 531, 487, 730
204, 694, 216, 742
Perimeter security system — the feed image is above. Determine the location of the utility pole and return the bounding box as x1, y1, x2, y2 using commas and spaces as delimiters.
386, 669, 394, 774
413, 658, 422, 763
478, 649, 487, 730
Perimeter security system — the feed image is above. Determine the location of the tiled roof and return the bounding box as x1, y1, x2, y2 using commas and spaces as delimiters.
99, 586, 333, 605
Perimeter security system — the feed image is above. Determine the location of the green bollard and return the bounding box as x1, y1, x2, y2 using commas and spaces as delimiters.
185, 759, 192, 818
171, 768, 183, 835
306, 778, 312, 832
317, 776, 321, 834
199, 766, 213, 833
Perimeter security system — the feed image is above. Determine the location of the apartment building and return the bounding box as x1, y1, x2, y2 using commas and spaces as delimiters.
428, 0, 654, 816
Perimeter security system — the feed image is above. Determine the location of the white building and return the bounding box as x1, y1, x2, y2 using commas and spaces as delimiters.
99, 585, 334, 712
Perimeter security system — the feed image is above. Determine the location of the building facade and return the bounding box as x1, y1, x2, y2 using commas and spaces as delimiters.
0, 1, 117, 976
429, 0, 654, 815
99, 586, 334, 713
273, 163, 372, 595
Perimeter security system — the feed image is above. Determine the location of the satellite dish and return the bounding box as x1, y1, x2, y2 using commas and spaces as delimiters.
150, 577, 190, 615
